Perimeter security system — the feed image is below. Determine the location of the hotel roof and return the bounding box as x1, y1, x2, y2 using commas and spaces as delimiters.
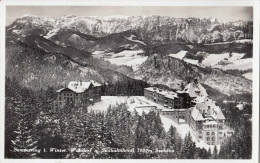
192, 99, 225, 121
144, 87, 178, 99
191, 108, 205, 121
68, 81, 92, 93
183, 82, 208, 98
57, 81, 101, 93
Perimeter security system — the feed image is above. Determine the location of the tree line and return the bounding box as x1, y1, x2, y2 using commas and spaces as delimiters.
5, 77, 251, 159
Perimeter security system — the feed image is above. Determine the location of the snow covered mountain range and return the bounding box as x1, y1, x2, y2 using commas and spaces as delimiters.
6, 15, 252, 98
8, 15, 252, 44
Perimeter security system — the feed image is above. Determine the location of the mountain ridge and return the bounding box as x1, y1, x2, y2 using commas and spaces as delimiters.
8, 15, 253, 44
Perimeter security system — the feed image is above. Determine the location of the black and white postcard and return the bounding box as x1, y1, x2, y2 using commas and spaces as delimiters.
1, 0, 259, 162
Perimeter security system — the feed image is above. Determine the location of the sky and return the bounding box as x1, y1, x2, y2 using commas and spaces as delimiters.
6, 6, 253, 25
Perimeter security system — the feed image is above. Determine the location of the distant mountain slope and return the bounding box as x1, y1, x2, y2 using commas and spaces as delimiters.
47, 29, 146, 53
6, 35, 149, 95
134, 54, 251, 96
7, 15, 253, 44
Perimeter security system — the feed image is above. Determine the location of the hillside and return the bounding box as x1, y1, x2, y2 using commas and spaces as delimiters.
134, 54, 251, 96
6, 35, 149, 96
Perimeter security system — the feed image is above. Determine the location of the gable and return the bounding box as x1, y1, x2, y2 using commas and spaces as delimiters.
57, 87, 75, 93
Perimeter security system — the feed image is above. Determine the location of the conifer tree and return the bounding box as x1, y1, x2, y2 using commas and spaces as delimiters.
180, 132, 196, 159
11, 101, 38, 158
134, 115, 150, 158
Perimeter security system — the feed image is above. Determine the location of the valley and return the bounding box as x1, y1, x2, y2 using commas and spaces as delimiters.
5, 14, 253, 159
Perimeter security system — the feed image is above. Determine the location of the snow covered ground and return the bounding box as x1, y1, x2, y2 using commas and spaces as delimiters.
204, 39, 253, 45
93, 50, 148, 71
125, 34, 146, 45
89, 96, 218, 151
168, 50, 187, 59
242, 72, 252, 80
168, 50, 252, 80
214, 58, 252, 71
201, 52, 245, 67
183, 58, 199, 65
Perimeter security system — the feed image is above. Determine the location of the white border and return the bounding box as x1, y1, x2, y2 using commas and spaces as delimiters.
0, 0, 6, 161
0, 1, 259, 163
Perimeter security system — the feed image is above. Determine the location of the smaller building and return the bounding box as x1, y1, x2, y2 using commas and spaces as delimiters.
186, 97, 232, 145
56, 80, 102, 108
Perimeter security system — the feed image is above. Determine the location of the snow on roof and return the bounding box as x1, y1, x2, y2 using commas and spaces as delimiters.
195, 103, 208, 112
56, 88, 66, 93
203, 120, 218, 125
57, 80, 102, 93
183, 82, 208, 98
192, 96, 207, 103
144, 87, 178, 99
194, 100, 225, 121
68, 81, 92, 93
191, 108, 204, 121
90, 80, 102, 87
215, 107, 225, 120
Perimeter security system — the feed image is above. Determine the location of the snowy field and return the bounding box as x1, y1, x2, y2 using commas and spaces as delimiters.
125, 34, 146, 45
93, 50, 148, 71
168, 50, 252, 80
204, 39, 253, 45
242, 72, 252, 80
168, 50, 187, 59
89, 96, 218, 151
214, 58, 252, 71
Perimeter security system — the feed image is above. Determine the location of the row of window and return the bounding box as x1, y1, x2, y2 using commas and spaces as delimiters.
161, 112, 175, 116
206, 137, 215, 141
204, 124, 217, 128
198, 131, 224, 136
207, 142, 216, 145
62, 93, 79, 97
206, 131, 215, 136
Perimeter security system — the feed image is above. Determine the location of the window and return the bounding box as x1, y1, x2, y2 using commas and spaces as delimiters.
212, 137, 215, 141
198, 136, 202, 139
206, 132, 210, 135
212, 142, 215, 145
207, 137, 210, 141
199, 131, 202, 134
211, 132, 215, 135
